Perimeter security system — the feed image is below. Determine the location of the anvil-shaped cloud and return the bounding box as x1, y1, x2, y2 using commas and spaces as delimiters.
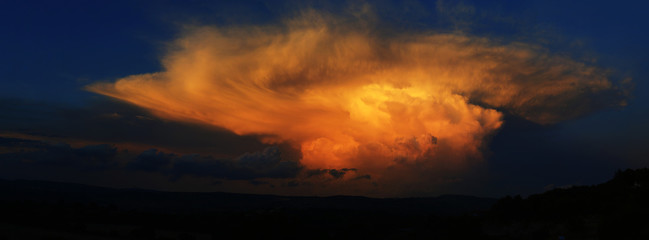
88, 11, 626, 190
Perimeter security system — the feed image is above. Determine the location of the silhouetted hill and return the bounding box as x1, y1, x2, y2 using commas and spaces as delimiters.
1, 168, 648, 239
0, 179, 495, 240
0, 179, 495, 215
486, 168, 649, 239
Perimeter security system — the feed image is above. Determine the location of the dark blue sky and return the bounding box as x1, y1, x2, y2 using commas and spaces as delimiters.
1, 0, 648, 197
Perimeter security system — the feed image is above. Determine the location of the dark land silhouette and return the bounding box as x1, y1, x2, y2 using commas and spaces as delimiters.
1, 168, 648, 239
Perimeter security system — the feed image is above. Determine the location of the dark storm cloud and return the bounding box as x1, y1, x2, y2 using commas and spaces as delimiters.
127, 149, 174, 172
0, 136, 48, 148
305, 168, 358, 179
286, 180, 300, 187
0, 97, 307, 185
249, 180, 271, 186
328, 169, 346, 179
353, 174, 371, 180
328, 168, 357, 179
170, 147, 302, 180
0, 135, 302, 181
0, 97, 268, 156
0, 137, 118, 171
305, 169, 329, 178
124, 146, 302, 180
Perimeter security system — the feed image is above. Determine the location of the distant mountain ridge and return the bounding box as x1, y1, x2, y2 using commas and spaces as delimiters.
1, 168, 649, 239
0, 178, 497, 216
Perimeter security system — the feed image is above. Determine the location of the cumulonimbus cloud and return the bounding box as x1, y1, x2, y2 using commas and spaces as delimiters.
87, 10, 627, 192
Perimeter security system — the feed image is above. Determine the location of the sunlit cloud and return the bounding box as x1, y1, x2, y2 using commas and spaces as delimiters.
88, 10, 626, 194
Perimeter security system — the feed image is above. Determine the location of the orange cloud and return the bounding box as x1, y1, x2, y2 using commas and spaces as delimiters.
88, 12, 625, 193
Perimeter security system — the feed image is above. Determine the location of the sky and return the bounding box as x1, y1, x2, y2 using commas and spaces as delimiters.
1, 0, 648, 198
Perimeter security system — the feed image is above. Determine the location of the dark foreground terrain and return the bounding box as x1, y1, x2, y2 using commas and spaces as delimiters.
1, 168, 648, 239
